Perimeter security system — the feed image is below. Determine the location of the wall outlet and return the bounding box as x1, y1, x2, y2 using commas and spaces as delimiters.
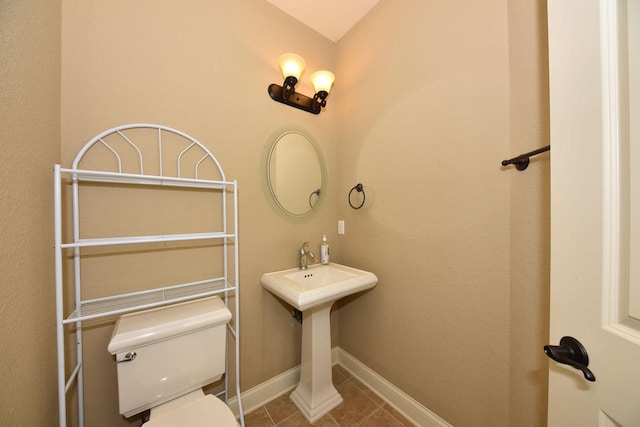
338, 220, 345, 235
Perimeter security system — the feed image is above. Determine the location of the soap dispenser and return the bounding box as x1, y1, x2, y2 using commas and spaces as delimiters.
320, 235, 330, 264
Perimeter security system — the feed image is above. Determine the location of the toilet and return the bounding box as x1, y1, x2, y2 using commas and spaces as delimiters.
107, 296, 238, 426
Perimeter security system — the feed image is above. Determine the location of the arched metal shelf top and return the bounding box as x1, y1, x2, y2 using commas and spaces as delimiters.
71, 123, 226, 182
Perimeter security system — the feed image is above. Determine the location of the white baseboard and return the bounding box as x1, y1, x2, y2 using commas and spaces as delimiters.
227, 365, 299, 416
334, 347, 452, 427
228, 347, 451, 427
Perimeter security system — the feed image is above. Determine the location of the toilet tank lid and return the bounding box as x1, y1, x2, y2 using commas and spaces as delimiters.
108, 296, 231, 354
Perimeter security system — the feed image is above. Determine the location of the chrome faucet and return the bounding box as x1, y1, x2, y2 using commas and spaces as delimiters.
299, 242, 315, 270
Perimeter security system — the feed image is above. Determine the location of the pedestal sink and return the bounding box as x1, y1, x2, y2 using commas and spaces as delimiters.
261, 263, 378, 423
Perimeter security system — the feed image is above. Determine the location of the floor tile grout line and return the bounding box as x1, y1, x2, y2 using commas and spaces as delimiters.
383, 405, 413, 427
336, 377, 383, 426
328, 413, 340, 426
275, 409, 297, 426
355, 406, 382, 427
263, 405, 278, 426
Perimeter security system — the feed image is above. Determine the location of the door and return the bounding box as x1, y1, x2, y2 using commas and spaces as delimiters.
548, 0, 640, 426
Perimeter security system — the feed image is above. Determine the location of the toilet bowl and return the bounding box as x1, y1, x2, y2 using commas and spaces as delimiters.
108, 297, 238, 426
145, 389, 237, 426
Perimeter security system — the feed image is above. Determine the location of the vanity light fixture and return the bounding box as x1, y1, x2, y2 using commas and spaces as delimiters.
268, 53, 335, 115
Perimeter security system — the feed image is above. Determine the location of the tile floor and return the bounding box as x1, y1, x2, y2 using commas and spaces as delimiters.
243, 365, 414, 426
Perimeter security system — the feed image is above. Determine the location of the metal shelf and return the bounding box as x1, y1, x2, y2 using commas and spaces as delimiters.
54, 124, 245, 427
64, 278, 232, 323
63, 167, 234, 189
60, 232, 235, 249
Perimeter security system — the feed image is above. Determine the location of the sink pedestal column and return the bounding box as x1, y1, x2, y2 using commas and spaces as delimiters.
290, 301, 343, 423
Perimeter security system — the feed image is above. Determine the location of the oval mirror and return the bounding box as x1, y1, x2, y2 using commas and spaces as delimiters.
265, 129, 326, 217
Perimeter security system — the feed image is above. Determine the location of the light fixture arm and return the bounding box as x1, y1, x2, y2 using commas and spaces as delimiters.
282, 76, 298, 101
312, 91, 329, 113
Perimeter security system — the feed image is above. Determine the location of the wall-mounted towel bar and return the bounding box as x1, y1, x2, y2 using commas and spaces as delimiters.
501, 145, 550, 171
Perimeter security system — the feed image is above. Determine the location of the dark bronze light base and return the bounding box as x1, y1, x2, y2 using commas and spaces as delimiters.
268, 84, 324, 114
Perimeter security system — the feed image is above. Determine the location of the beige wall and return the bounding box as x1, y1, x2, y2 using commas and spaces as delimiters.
1, 0, 550, 425
335, 1, 549, 426
335, 1, 511, 425
0, 0, 61, 425
60, 1, 337, 425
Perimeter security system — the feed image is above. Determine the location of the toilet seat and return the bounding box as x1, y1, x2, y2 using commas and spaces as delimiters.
143, 394, 238, 427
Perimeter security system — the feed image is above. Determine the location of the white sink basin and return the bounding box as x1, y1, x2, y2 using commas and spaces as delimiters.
261, 263, 378, 311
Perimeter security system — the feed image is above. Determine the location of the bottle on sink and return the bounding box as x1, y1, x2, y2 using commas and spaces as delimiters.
320, 235, 330, 264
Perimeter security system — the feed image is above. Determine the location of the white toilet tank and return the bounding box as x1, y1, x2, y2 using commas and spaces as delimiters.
108, 296, 231, 417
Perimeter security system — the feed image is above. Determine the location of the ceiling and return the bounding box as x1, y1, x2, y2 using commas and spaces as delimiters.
265, 0, 380, 42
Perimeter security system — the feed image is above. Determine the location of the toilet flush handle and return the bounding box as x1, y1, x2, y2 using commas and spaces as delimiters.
116, 351, 137, 363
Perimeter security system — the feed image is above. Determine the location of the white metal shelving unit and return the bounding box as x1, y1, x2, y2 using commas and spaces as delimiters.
53, 124, 244, 426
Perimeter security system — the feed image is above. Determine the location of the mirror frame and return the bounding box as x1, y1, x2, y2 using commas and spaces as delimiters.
262, 126, 327, 219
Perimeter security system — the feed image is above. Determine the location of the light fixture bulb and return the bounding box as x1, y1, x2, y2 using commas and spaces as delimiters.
278, 53, 306, 80
310, 70, 335, 94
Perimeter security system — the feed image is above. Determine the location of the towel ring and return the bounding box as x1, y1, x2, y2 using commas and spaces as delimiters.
309, 189, 320, 208
348, 183, 365, 209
